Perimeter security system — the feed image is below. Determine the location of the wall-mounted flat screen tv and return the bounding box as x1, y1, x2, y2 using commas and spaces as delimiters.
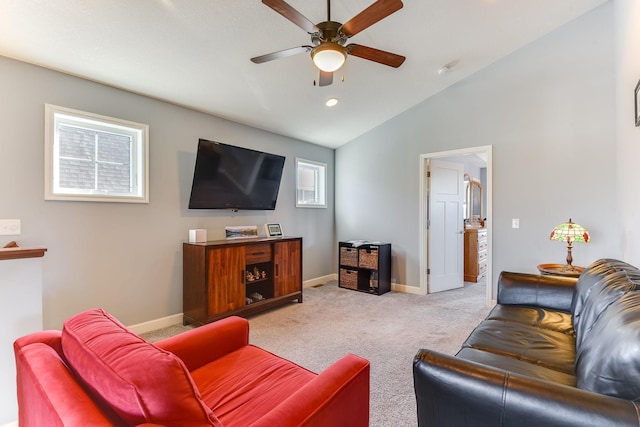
188, 139, 286, 210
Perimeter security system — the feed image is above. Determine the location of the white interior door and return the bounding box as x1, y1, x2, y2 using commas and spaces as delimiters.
427, 159, 464, 293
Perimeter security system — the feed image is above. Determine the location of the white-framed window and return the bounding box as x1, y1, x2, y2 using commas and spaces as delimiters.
295, 158, 326, 208
44, 104, 149, 203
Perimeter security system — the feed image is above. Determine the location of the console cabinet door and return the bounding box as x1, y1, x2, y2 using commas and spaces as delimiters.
274, 240, 301, 297
207, 246, 245, 316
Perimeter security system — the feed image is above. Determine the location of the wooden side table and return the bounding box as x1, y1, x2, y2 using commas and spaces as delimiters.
537, 263, 584, 278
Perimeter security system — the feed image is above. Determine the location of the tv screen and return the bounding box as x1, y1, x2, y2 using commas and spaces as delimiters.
188, 139, 286, 210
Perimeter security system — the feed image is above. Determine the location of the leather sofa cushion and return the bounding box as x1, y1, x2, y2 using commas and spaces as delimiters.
462, 319, 575, 375
571, 258, 637, 320
486, 305, 574, 336
573, 270, 636, 348
456, 347, 576, 386
191, 345, 316, 426
576, 291, 640, 399
61, 308, 221, 427
497, 271, 576, 311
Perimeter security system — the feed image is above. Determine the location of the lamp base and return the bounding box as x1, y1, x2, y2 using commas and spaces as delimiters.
565, 241, 574, 271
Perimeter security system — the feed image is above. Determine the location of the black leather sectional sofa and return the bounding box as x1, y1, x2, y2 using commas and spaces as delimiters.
413, 259, 640, 427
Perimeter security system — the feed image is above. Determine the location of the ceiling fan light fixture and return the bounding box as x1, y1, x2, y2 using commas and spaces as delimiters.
311, 43, 346, 72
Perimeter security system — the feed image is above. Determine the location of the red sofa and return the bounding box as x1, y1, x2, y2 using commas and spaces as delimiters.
14, 309, 370, 426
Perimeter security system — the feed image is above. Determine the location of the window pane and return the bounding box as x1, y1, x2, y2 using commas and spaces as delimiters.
98, 133, 131, 164
59, 158, 95, 189
298, 168, 315, 191
59, 126, 95, 160
98, 163, 130, 192
97, 132, 132, 192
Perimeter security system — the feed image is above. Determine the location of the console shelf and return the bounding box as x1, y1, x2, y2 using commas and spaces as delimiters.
183, 237, 302, 326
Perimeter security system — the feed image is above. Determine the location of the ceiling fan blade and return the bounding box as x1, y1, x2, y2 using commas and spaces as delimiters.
341, 0, 403, 38
251, 46, 312, 64
318, 71, 333, 87
262, 0, 320, 34
347, 44, 405, 68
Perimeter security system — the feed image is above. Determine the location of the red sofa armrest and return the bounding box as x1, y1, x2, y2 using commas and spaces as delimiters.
249, 354, 370, 427
14, 330, 63, 355
15, 341, 121, 426
155, 316, 249, 371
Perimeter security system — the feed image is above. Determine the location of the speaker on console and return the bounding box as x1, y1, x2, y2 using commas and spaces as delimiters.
188, 229, 207, 243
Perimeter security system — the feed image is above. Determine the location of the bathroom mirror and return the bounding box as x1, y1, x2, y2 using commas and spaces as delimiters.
465, 174, 483, 226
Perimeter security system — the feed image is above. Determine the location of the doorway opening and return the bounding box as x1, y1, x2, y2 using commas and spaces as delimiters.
419, 145, 493, 305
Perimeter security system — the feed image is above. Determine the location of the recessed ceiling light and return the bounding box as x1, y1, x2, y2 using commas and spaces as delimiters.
326, 98, 339, 107
438, 60, 460, 75
437, 65, 451, 75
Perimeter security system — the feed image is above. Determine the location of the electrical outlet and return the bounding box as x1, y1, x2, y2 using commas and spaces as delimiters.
512, 218, 519, 229
0, 219, 21, 235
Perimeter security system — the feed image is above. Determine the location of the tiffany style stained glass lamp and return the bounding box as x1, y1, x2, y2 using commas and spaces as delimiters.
549, 218, 590, 272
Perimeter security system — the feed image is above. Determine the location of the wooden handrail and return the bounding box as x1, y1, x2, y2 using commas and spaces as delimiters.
0, 247, 47, 261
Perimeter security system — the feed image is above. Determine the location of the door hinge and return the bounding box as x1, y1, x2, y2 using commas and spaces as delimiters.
426, 268, 430, 275
427, 171, 431, 178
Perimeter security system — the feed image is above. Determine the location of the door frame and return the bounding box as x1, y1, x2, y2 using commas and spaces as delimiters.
419, 145, 493, 305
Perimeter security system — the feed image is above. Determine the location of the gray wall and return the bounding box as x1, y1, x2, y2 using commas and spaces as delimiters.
336, 3, 619, 291
0, 56, 335, 329
616, 0, 640, 265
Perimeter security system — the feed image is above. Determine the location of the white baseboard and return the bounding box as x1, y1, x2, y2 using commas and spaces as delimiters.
303, 273, 337, 288
307, 275, 421, 295
1, 420, 18, 427
391, 282, 422, 294
127, 313, 184, 335
305, 273, 420, 295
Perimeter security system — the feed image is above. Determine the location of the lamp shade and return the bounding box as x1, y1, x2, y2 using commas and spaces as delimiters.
549, 218, 590, 243
311, 43, 346, 72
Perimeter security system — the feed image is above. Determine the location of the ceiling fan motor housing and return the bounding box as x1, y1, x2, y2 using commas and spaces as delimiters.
312, 21, 348, 45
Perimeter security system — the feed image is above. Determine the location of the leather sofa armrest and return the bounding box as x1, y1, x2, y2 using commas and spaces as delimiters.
250, 354, 370, 427
498, 271, 577, 311
413, 349, 640, 427
155, 316, 249, 371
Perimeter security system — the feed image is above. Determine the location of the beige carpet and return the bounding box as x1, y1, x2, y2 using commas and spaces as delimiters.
142, 280, 492, 427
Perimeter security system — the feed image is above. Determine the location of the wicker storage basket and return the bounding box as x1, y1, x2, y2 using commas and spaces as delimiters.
339, 268, 358, 290
358, 247, 379, 269
340, 247, 358, 267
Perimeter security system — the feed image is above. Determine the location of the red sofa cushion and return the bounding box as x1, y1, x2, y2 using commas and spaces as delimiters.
60, 308, 221, 427
191, 345, 316, 426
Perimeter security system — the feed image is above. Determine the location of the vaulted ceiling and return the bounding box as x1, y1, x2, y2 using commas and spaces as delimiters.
0, 0, 608, 148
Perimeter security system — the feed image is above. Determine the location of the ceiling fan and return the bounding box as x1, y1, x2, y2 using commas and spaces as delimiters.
251, 0, 406, 87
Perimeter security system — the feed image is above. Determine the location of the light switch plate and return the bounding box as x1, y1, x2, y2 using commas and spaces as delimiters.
0, 219, 21, 235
